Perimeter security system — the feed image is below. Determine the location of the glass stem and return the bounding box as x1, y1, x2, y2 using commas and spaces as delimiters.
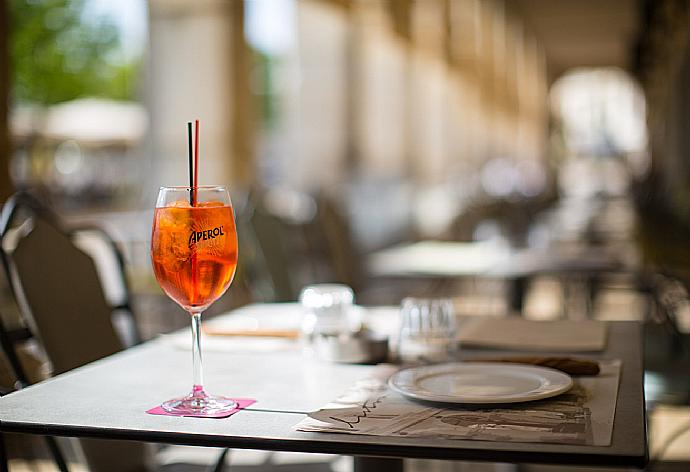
191, 312, 204, 394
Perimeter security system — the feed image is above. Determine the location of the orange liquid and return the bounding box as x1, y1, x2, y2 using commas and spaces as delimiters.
151, 201, 238, 312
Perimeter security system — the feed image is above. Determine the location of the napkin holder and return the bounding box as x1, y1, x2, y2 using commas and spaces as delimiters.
313, 330, 388, 364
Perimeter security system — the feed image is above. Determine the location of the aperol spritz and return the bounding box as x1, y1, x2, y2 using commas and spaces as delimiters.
151, 186, 238, 415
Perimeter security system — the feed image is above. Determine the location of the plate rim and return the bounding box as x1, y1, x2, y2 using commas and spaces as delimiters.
388, 362, 574, 404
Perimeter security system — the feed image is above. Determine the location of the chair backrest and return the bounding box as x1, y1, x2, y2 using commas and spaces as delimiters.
312, 193, 362, 292
0, 193, 127, 375
11, 217, 124, 375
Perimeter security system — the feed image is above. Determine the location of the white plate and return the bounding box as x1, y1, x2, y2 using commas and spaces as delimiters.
388, 362, 573, 404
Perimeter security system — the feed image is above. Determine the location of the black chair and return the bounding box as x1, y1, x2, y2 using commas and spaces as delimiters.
0, 191, 147, 472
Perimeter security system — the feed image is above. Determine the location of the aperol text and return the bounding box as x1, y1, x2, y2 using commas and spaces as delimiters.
188, 226, 225, 247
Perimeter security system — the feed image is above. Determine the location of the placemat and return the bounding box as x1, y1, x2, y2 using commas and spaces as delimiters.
296, 361, 621, 446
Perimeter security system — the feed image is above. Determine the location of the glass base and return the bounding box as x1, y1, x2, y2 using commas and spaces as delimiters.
162, 385, 237, 416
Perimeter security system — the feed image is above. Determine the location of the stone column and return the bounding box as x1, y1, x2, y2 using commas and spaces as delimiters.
146, 0, 241, 193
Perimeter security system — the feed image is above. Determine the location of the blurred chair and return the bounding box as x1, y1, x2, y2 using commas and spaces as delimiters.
307, 193, 362, 293
0, 191, 148, 472
247, 199, 297, 301
240, 188, 314, 302
71, 227, 141, 347
245, 188, 364, 300
0, 191, 140, 373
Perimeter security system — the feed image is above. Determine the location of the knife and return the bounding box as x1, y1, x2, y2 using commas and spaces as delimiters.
202, 326, 301, 339
465, 356, 600, 375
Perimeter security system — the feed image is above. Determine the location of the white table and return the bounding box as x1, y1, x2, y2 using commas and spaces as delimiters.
0, 308, 647, 469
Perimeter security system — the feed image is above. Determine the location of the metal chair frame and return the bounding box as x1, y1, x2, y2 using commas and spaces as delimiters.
0, 192, 75, 471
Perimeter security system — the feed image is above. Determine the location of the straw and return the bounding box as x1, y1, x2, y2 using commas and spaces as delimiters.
193, 119, 199, 204
187, 121, 194, 205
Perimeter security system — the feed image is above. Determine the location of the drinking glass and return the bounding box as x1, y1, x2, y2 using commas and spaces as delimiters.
397, 297, 456, 363
151, 186, 238, 415
299, 284, 354, 339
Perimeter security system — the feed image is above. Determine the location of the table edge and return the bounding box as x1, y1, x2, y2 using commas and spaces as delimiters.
0, 418, 648, 468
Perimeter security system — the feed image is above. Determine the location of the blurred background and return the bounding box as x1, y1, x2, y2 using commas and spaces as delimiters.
1, 0, 690, 469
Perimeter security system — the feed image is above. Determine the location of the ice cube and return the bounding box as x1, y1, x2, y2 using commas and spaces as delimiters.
170, 199, 192, 208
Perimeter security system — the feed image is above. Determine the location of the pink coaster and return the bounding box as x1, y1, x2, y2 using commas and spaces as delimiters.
146, 398, 256, 418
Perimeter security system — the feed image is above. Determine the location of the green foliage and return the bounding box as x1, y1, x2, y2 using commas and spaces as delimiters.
251, 50, 279, 130
10, 0, 139, 105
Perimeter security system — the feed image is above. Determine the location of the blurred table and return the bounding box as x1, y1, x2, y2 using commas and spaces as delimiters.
0, 307, 646, 469
368, 241, 623, 313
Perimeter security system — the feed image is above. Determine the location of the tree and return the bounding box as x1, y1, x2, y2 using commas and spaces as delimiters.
9, 0, 138, 105
1, 0, 13, 201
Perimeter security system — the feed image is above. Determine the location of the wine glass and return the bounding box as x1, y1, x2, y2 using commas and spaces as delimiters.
151, 185, 238, 415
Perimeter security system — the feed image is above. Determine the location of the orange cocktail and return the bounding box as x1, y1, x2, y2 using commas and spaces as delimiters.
151, 201, 237, 312
150, 185, 239, 415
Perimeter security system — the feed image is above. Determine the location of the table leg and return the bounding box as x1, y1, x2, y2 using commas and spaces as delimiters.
44, 436, 69, 472
508, 276, 528, 314
207, 448, 230, 472
354, 456, 403, 472
0, 433, 7, 472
